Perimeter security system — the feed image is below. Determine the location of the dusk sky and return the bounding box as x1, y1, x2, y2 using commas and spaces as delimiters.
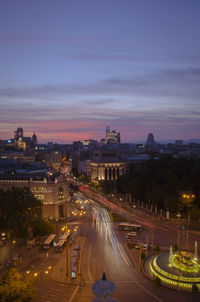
0, 0, 200, 143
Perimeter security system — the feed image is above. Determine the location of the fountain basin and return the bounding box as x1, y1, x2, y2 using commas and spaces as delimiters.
144, 251, 200, 291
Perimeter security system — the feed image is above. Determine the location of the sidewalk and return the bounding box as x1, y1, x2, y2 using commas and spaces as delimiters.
50, 234, 86, 283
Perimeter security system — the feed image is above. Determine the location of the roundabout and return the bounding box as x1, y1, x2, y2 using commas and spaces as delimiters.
144, 246, 200, 292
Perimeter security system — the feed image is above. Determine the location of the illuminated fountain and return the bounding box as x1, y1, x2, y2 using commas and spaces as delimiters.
144, 242, 200, 291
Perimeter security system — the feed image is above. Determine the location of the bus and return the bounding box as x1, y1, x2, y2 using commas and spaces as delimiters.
43, 234, 56, 250
55, 240, 66, 253
59, 232, 68, 241
118, 223, 142, 232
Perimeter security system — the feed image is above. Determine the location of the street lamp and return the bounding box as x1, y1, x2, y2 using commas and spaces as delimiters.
182, 193, 195, 221
65, 224, 70, 278
177, 212, 181, 221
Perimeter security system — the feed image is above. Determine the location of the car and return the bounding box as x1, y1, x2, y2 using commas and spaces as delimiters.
142, 244, 149, 250
128, 231, 137, 237
135, 244, 140, 249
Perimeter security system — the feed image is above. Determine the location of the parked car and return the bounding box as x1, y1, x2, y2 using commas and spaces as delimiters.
142, 244, 148, 250
135, 243, 140, 249
128, 231, 137, 238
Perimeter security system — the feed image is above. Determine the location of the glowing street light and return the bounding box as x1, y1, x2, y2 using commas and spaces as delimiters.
177, 212, 181, 220
182, 193, 195, 221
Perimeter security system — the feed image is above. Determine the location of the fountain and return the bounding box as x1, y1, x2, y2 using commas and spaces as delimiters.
144, 241, 200, 291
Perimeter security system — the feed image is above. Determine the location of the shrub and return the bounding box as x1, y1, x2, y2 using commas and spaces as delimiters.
155, 276, 161, 286
173, 244, 178, 251
141, 252, 146, 260
154, 245, 160, 252
192, 283, 198, 293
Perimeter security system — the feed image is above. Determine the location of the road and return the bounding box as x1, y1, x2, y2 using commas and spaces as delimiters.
68, 196, 198, 302
86, 189, 200, 252
1, 189, 199, 301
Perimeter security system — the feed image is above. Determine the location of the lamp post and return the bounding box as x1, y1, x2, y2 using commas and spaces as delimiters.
182, 193, 195, 251
12, 240, 16, 256
177, 211, 181, 221
65, 224, 70, 278
182, 193, 195, 222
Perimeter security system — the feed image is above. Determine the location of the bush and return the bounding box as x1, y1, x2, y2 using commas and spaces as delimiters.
192, 283, 198, 293
155, 276, 161, 286
141, 252, 146, 260
154, 245, 160, 252
173, 244, 178, 251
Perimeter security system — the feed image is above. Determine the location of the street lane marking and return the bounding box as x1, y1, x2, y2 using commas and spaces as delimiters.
83, 280, 148, 283
88, 245, 92, 282
118, 243, 132, 266
69, 285, 79, 302
135, 281, 163, 302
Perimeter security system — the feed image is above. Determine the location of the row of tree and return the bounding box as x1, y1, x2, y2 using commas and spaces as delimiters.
101, 157, 200, 219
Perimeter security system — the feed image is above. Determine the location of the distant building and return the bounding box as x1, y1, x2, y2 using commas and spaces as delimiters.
78, 159, 91, 177
105, 126, 120, 144
0, 151, 35, 162
14, 128, 23, 140
45, 150, 62, 170
145, 133, 157, 152
175, 140, 183, 146
32, 133, 37, 147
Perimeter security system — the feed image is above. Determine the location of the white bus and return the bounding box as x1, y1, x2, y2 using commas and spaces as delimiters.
43, 234, 56, 250
59, 232, 68, 241
118, 223, 142, 232
55, 240, 66, 252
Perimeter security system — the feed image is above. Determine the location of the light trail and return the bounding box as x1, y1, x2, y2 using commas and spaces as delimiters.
91, 201, 132, 266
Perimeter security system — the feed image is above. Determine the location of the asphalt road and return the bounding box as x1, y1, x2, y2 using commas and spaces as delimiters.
1, 189, 199, 301
70, 191, 198, 302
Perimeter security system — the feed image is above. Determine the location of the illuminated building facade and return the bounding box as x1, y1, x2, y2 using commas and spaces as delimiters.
90, 161, 127, 181
105, 126, 120, 144
0, 177, 70, 220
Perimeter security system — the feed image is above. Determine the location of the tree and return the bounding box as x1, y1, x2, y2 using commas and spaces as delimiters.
32, 220, 55, 236
0, 268, 35, 301
0, 187, 42, 237
115, 158, 200, 214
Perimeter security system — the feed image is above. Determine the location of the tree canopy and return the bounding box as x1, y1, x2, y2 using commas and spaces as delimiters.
0, 268, 35, 301
115, 157, 200, 217
0, 187, 42, 237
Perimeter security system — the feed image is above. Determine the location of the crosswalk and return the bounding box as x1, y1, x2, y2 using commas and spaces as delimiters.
32, 279, 76, 302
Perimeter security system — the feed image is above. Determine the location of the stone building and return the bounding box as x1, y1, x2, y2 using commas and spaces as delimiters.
0, 177, 70, 220
90, 162, 127, 181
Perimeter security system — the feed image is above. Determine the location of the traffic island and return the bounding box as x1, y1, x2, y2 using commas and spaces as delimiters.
143, 250, 200, 292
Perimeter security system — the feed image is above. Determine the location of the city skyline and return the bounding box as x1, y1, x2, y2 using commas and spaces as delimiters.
0, 1, 200, 143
